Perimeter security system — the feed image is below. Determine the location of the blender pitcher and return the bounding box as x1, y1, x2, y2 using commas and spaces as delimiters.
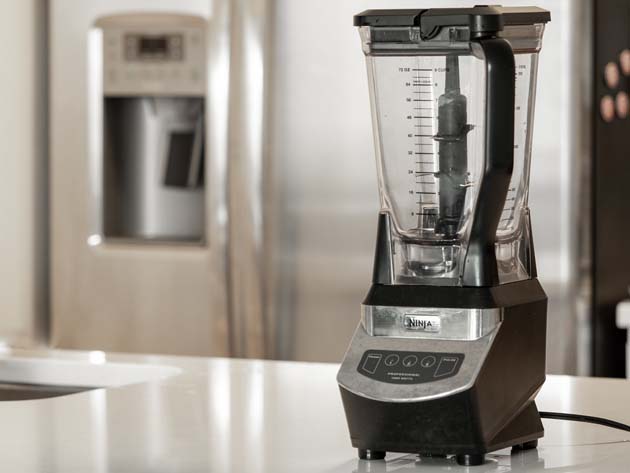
360, 7, 547, 287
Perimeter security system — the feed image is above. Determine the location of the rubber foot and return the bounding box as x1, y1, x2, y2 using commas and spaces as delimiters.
358, 449, 386, 460
512, 439, 538, 451
455, 453, 485, 466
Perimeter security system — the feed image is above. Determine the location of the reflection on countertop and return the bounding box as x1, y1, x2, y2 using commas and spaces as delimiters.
0, 348, 628, 472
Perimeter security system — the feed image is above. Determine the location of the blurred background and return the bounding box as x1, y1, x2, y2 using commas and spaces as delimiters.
2, 0, 629, 378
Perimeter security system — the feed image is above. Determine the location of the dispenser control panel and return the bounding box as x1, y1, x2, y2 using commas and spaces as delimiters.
100, 21, 206, 96
357, 350, 464, 384
125, 33, 184, 61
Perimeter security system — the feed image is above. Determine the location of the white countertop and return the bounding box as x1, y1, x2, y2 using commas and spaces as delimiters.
0, 348, 629, 472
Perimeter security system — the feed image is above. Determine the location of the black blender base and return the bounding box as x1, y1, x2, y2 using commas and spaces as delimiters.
352, 401, 542, 466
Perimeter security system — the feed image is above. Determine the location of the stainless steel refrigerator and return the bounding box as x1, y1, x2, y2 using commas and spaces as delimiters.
49, 0, 591, 371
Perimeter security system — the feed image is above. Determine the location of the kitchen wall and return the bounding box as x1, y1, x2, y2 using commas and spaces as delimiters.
0, 0, 48, 348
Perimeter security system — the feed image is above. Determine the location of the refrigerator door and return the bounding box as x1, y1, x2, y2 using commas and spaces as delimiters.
49, 0, 231, 356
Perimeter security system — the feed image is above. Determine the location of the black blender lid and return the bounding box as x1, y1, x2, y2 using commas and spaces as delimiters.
354, 5, 550, 38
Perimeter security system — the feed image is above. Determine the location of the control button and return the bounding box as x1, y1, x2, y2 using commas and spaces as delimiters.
604, 61, 620, 89
384, 354, 400, 367
402, 355, 418, 368
434, 357, 459, 378
621, 49, 630, 76
601, 95, 615, 123
362, 353, 382, 374
616, 91, 629, 118
420, 355, 436, 368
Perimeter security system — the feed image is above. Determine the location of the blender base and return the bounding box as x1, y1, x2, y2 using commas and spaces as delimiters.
345, 391, 543, 466
338, 279, 547, 467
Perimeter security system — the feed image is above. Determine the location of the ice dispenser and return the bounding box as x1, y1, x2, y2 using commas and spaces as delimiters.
91, 14, 207, 243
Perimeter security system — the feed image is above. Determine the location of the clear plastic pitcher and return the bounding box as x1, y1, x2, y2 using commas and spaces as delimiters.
356, 7, 549, 286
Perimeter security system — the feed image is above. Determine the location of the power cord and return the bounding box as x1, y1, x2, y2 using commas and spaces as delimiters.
540, 411, 630, 433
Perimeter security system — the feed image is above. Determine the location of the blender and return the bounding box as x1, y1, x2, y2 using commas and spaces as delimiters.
337, 6, 550, 466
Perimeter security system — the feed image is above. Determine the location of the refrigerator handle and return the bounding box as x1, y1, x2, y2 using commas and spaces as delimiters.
226, 0, 272, 358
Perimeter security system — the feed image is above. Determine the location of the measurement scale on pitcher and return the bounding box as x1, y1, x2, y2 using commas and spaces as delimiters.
400, 58, 472, 237
407, 64, 439, 231
498, 56, 533, 236
397, 56, 534, 239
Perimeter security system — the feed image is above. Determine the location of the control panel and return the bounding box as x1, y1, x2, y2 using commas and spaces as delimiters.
357, 350, 464, 384
99, 18, 206, 96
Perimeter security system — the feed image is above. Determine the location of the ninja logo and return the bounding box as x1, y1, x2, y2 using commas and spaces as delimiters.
404, 315, 441, 332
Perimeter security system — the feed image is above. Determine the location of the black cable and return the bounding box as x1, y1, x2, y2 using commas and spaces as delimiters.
540, 411, 630, 433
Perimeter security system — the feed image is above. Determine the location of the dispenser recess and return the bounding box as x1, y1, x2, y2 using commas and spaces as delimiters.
93, 14, 207, 243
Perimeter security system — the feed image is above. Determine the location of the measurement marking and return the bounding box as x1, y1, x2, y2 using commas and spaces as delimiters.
413, 99, 433, 102
412, 68, 432, 71
415, 191, 436, 195
416, 161, 434, 164
413, 116, 433, 119
414, 125, 433, 128
414, 134, 433, 137
414, 152, 433, 155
